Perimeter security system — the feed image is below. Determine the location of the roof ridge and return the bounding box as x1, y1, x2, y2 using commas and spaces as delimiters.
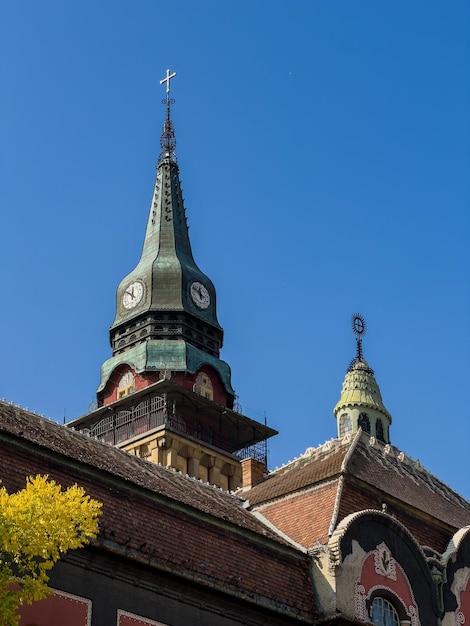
323, 431, 363, 539
328, 508, 428, 567
340, 428, 362, 472
268, 435, 355, 478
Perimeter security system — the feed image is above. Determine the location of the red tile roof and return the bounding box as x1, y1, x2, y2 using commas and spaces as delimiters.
244, 431, 470, 550
0, 401, 279, 537
347, 434, 470, 529
245, 439, 349, 506
0, 401, 317, 621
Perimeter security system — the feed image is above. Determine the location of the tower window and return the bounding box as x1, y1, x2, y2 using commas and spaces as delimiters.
358, 412, 370, 433
207, 427, 214, 445
339, 414, 352, 437
370, 597, 400, 626
117, 371, 135, 399
376, 419, 385, 442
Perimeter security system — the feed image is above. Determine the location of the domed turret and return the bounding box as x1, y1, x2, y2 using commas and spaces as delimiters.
333, 315, 392, 443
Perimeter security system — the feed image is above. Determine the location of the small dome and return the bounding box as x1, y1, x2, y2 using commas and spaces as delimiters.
333, 359, 391, 421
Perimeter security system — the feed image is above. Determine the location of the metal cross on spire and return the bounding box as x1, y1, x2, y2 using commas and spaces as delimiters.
160, 69, 177, 94
158, 69, 177, 163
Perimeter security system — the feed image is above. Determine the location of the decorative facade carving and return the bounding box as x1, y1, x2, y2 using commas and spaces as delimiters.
455, 610, 465, 625
354, 542, 421, 626
354, 583, 368, 621
193, 371, 213, 400
374, 542, 397, 580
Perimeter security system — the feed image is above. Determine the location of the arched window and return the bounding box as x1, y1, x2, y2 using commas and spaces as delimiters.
339, 413, 352, 437
193, 421, 202, 439
376, 418, 385, 442
370, 597, 400, 625
358, 412, 370, 433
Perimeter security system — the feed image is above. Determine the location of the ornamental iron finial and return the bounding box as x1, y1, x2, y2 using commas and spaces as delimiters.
159, 69, 177, 163
348, 314, 374, 374
352, 314, 366, 361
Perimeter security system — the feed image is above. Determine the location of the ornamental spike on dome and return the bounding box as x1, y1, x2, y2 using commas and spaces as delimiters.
159, 69, 177, 163
348, 314, 374, 375
353, 314, 365, 361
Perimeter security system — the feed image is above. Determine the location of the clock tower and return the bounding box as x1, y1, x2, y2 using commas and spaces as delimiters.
69, 71, 276, 490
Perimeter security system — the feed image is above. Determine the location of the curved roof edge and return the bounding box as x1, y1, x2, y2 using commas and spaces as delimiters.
441, 525, 470, 566
97, 340, 234, 395
328, 508, 427, 567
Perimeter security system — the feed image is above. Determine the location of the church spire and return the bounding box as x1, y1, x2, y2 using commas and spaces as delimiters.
96, 71, 234, 407
159, 69, 177, 162
333, 315, 392, 443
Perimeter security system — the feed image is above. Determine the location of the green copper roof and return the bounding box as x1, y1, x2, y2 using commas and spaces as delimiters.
333, 359, 392, 422
111, 158, 221, 332
98, 340, 234, 395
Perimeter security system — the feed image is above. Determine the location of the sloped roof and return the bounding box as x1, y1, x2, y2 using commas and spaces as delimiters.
348, 432, 470, 529
0, 400, 281, 539
245, 437, 350, 506
0, 401, 317, 621
244, 430, 470, 548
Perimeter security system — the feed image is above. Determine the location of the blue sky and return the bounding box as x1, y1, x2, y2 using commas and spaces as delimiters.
1, 2, 469, 498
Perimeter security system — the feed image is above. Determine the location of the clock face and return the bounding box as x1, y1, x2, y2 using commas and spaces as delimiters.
122, 281, 144, 309
190, 281, 210, 309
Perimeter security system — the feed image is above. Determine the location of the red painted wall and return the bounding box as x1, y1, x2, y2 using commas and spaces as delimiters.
99, 367, 159, 406
99, 365, 231, 408
360, 551, 415, 608
118, 610, 167, 625
355, 546, 419, 623
459, 575, 470, 623
19, 589, 91, 626
171, 365, 230, 406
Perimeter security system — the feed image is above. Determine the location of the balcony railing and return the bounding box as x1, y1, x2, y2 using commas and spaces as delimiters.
80, 394, 267, 465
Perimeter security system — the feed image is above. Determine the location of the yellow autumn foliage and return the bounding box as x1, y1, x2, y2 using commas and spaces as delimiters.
0, 475, 102, 626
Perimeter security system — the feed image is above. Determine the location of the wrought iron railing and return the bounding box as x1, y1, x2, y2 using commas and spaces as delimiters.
80, 394, 268, 464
